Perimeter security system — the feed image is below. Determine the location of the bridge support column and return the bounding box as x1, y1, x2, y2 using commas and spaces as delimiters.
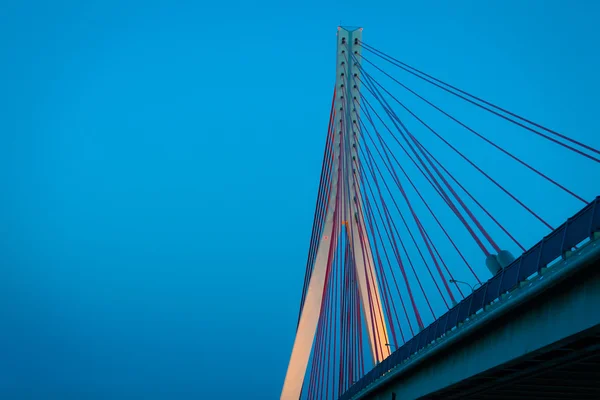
280, 27, 390, 400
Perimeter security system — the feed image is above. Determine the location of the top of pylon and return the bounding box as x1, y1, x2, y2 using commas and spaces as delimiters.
338, 26, 363, 32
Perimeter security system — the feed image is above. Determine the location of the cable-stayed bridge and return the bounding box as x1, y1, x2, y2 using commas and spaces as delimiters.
281, 27, 600, 400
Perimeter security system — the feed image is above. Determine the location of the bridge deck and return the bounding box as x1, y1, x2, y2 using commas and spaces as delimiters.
342, 196, 600, 400
425, 325, 600, 399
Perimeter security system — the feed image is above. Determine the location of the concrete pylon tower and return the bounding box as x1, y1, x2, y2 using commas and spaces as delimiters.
280, 27, 390, 400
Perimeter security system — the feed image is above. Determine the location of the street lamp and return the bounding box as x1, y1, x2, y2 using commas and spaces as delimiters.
449, 279, 481, 293
384, 343, 396, 350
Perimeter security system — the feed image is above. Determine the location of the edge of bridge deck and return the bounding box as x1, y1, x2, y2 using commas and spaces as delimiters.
341, 196, 600, 400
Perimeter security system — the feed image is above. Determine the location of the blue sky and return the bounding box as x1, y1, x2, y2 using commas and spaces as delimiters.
1, 1, 599, 398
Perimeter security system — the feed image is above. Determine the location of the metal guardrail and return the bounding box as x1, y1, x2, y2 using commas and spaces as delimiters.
340, 196, 600, 400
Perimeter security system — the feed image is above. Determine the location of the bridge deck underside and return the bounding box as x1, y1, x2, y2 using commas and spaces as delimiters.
423, 326, 600, 399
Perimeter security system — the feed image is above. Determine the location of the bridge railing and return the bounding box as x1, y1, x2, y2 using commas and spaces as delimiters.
340, 196, 600, 400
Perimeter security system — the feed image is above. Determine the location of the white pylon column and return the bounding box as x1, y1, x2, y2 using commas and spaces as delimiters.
342, 28, 391, 367
281, 27, 389, 400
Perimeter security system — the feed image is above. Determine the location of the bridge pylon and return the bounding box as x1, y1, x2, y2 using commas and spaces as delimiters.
281, 27, 390, 400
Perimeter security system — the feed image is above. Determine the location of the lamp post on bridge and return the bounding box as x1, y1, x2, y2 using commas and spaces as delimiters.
449, 279, 482, 293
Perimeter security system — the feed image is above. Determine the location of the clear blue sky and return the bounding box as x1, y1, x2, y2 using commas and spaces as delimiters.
1, 1, 599, 398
